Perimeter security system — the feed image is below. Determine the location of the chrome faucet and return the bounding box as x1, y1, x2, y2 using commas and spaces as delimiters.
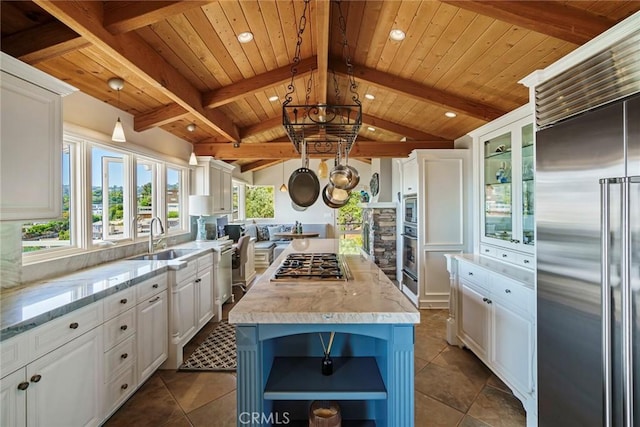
149, 217, 165, 253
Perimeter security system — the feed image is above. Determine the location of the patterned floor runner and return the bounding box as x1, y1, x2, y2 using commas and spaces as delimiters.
179, 321, 236, 371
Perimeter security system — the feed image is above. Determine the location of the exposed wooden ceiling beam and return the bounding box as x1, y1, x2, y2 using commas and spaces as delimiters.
240, 116, 283, 140
103, 1, 211, 34
134, 103, 190, 132
195, 140, 454, 160
331, 59, 505, 122
1, 21, 90, 64
34, 0, 240, 142
314, 0, 330, 104
360, 113, 447, 141
442, 1, 614, 45
203, 56, 318, 109
240, 159, 280, 173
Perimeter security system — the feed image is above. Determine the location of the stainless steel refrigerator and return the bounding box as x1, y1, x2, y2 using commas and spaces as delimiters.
536, 82, 639, 426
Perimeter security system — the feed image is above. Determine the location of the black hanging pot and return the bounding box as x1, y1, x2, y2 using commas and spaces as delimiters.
288, 141, 320, 208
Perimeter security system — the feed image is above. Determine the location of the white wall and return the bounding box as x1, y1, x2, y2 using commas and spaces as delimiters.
63, 91, 192, 161
251, 158, 371, 226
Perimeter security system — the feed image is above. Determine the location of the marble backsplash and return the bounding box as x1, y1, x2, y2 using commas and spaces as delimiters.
0, 221, 192, 288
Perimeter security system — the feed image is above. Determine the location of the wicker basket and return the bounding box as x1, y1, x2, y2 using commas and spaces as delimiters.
308, 400, 341, 427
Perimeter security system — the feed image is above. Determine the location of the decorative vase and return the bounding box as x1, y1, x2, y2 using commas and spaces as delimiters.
321, 354, 333, 376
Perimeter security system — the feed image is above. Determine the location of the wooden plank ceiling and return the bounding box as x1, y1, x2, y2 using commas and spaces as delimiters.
2, 1, 638, 172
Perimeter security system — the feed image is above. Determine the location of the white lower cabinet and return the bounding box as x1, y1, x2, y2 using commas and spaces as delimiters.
137, 290, 168, 383
2, 327, 104, 427
165, 253, 216, 368
446, 255, 536, 426
459, 280, 490, 360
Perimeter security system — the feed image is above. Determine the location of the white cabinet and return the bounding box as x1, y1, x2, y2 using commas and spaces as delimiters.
459, 280, 490, 360
401, 159, 418, 195
470, 104, 535, 265
165, 253, 216, 368
26, 327, 103, 427
195, 254, 214, 328
446, 254, 536, 424
1, 330, 103, 427
193, 156, 235, 214
398, 149, 470, 308
0, 52, 75, 221
136, 290, 168, 383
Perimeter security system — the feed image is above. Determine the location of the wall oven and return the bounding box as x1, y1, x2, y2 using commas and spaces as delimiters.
401, 222, 419, 304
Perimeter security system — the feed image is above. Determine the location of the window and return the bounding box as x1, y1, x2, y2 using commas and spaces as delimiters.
21, 134, 191, 263
245, 185, 274, 219
166, 167, 184, 232
21, 142, 75, 254
92, 146, 129, 243
136, 160, 154, 237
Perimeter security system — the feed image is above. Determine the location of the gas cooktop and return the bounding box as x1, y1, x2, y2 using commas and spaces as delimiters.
271, 253, 350, 282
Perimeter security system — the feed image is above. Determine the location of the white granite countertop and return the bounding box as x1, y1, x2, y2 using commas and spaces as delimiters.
0, 240, 231, 341
228, 239, 420, 325
451, 253, 535, 289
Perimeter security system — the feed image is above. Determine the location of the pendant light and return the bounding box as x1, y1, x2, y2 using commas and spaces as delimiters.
108, 77, 126, 142
187, 123, 198, 166
318, 159, 328, 179
280, 161, 288, 192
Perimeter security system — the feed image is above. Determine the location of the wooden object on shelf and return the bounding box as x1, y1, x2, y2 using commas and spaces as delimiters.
309, 400, 341, 427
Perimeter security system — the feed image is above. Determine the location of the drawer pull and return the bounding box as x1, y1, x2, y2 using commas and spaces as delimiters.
120, 325, 128, 331
152, 284, 159, 288
30, 374, 42, 383
149, 296, 160, 303
484, 249, 490, 253
482, 297, 488, 302
468, 272, 474, 276
505, 289, 512, 294
524, 259, 530, 264
17, 382, 29, 391
120, 298, 128, 304
195, 278, 202, 283
69, 322, 79, 329
121, 383, 128, 390
121, 353, 128, 359
502, 254, 508, 258
486, 299, 492, 304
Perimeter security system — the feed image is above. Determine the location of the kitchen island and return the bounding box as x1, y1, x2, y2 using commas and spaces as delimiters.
229, 239, 419, 426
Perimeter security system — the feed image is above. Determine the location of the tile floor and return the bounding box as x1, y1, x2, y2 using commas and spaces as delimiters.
104, 285, 526, 427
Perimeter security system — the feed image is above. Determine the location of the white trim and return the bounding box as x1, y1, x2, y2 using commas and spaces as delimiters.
467, 104, 533, 139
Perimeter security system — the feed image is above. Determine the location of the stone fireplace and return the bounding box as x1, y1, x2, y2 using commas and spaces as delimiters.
362, 204, 397, 282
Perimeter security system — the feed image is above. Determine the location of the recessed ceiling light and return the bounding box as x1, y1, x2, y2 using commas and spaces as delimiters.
367, 126, 376, 132
445, 111, 457, 118
364, 93, 375, 100
187, 123, 197, 132
268, 95, 279, 102
237, 32, 254, 43
389, 29, 406, 41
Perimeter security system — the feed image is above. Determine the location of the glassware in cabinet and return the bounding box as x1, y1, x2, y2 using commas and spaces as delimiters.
521, 123, 534, 246
484, 131, 513, 243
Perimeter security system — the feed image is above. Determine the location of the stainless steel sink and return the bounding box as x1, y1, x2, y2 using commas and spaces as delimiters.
128, 248, 197, 261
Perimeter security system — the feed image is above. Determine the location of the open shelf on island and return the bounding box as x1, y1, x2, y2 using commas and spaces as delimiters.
264, 357, 387, 401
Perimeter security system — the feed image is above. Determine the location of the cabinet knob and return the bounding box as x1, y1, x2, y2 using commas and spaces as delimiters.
505, 289, 512, 294
120, 298, 128, 304
17, 382, 29, 391
468, 272, 473, 276
30, 374, 42, 383
484, 249, 490, 253
523, 259, 530, 264
486, 299, 492, 304
195, 278, 201, 283
482, 297, 488, 302
121, 383, 128, 390
69, 322, 79, 329
152, 284, 159, 288
502, 254, 508, 258
120, 324, 128, 331
121, 353, 128, 359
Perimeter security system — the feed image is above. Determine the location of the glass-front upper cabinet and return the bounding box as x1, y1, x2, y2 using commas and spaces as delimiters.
521, 123, 534, 246
478, 111, 534, 257
484, 131, 513, 242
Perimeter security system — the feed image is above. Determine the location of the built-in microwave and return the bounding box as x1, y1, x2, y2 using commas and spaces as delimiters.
404, 196, 417, 225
